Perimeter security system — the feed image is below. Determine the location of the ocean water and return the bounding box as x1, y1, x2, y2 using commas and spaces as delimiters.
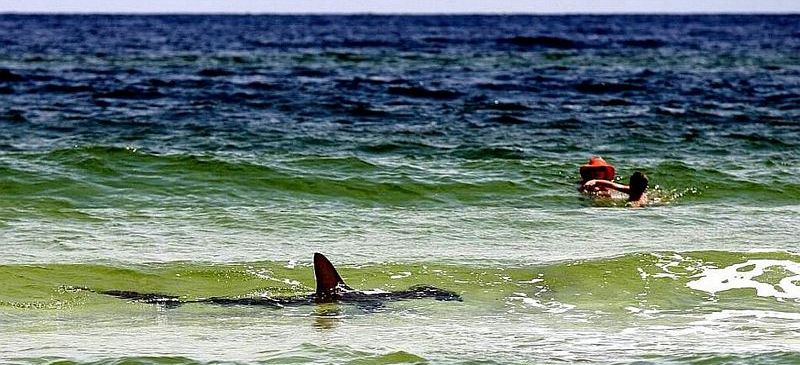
0, 14, 799, 364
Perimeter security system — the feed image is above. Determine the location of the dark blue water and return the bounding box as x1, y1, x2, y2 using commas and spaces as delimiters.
1, 15, 798, 155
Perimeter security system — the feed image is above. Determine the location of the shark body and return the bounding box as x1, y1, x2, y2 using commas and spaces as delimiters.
91, 253, 461, 310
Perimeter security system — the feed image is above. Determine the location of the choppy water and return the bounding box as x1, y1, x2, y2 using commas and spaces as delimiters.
0, 14, 799, 364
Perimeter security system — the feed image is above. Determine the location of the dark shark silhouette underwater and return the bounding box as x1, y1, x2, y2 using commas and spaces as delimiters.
71, 253, 461, 311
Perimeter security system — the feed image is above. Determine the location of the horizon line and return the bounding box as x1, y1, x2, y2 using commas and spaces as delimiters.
1, 11, 799, 16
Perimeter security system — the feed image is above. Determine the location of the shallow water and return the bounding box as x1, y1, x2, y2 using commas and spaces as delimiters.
0, 14, 799, 364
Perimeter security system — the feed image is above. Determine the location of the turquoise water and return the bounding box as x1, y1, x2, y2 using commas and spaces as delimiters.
1, 14, 799, 364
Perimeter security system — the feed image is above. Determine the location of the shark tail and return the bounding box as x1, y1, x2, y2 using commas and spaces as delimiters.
99, 289, 183, 305
313, 252, 352, 302
62, 285, 185, 308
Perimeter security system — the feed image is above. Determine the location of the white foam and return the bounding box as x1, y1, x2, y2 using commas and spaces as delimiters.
687, 259, 800, 299
244, 267, 308, 289
506, 293, 546, 309
390, 271, 411, 279
651, 252, 699, 280
703, 309, 800, 321
547, 302, 576, 314
624, 306, 661, 316
360, 288, 390, 295
506, 292, 575, 313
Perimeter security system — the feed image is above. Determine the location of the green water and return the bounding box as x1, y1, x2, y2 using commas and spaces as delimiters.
2, 252, 800, 364
2, 13, 800, 364
3, 250, 799, 312
2, 145, 799, 363
1, 146, 798, 212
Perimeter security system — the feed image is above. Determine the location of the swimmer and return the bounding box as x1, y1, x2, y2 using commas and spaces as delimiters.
583, 171, 649, 207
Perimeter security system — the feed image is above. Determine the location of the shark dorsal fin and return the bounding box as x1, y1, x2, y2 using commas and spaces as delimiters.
313, 253, 350, 301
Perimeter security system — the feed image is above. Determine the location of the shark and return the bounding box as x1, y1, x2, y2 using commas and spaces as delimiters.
80, 253, 461, 310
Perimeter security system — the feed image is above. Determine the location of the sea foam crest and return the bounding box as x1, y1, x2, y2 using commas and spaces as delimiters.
687, 260, 800, 299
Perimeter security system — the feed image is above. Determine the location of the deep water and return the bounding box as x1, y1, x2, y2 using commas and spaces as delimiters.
0, 14, 799, 364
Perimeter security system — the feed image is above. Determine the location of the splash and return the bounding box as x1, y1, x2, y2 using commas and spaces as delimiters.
687, 260, 800, 299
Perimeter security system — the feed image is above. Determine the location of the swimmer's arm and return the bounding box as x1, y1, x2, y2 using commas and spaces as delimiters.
583, 179, 630, 194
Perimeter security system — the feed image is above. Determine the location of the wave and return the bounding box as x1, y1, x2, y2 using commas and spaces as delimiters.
36, 83, 94, 93
386, 86, 463, 100
486, 115, 529, 125
290, 67, 331, 78
1, 251, 798, 312
575, 80, 646, 94
640, 353, 800, 365
7, 353, 800, 365
456, 146, 527, 159
93, 87, 165, 100
324, 101, 392, 117
619, 38, 667, 48
197, 68, 235, 77
0, 146, 537, 208
9, 348, 429, 365
470, 101, 532, 111
501, 35, 580, 49
0, 146, 797, 211
0, 68, 26, 82
2, 250, 799, 364
596, 98, 633, 106
336, 76, 407, 87
2, 109, 26, 122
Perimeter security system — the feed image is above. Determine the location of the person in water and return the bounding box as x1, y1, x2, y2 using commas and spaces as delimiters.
579, 156, 649, 207
578, 156, 616, 197
583, 171, 649, 207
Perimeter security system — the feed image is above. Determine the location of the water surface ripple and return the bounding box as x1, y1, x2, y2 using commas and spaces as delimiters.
0, 14, 799, 365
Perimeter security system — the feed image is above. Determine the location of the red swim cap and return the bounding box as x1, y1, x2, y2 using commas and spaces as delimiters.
580, 156, 616, 181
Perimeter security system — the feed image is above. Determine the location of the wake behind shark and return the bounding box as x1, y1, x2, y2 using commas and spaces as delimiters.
82, 253, 461, 310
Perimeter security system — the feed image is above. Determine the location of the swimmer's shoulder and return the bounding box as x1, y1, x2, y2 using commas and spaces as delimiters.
625, 193, 648, 208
